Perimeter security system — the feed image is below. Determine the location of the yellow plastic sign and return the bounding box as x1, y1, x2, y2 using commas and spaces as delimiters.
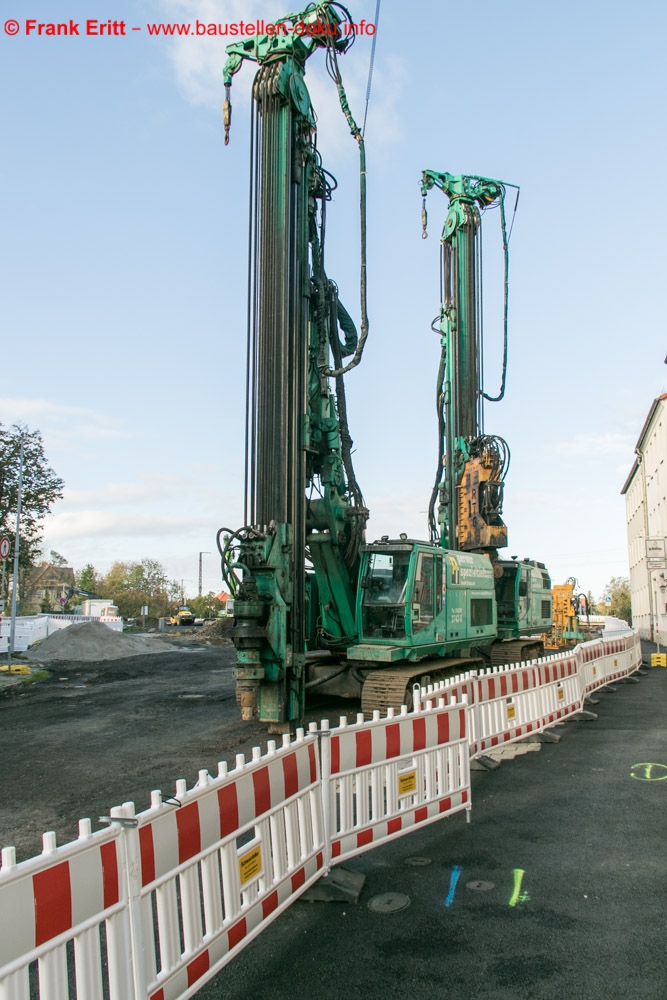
506, 702, 516, 720
397, 769, 417, 797
239, 844, 263, 886
557, 686, 564, 700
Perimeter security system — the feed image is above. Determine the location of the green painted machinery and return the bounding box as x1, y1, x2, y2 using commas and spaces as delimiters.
421, 171, 552, 661
219, 3, 369, 731
219, 7, 553, 728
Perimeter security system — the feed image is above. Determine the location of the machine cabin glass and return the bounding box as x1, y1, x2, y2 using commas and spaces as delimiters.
412, 552, 443, 633
360, 546, 446, 643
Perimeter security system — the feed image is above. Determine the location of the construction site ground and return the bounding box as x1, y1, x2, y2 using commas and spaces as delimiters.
0, 628, 358, 861
0, 633, 664, 999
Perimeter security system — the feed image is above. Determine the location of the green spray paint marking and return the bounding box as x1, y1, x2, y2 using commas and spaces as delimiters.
630, 763, 667, 781
508, 868, 530, 907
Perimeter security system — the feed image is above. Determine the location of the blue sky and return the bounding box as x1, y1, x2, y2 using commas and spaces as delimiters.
1, 0, 665, 599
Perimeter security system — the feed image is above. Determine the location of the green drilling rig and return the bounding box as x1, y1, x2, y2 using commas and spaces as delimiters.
420, 171, 553, 666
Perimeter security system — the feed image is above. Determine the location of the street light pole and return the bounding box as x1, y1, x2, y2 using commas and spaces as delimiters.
198, 551, 211, 598
8, 434, 26, 669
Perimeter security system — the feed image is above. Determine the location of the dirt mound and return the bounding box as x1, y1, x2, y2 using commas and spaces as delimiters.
24, 621, 177, 663
198, 618, 233, 645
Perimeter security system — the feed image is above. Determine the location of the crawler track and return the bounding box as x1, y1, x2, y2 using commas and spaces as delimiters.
489, 639, 543, 667
360, 657, 484, 718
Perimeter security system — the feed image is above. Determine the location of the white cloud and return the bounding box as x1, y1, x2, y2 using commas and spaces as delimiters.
60, 476, 195, 510
0, 398, 129, 443
155, 0, 288, 108
45, 510, 205, 540
153, 0, 403, 152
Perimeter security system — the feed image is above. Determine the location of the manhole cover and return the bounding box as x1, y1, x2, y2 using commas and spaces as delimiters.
466, 880, 494, 891
405, 857, 432, 867
367, 892, 411, 913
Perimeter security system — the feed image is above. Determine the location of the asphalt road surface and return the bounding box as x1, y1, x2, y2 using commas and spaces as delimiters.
197, 662, 666, 1000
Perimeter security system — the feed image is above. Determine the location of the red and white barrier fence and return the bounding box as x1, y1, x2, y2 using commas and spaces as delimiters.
321, 698, 470, 866
0, 628, 642, 1000
128, 730, 324, 1000
0, 822, 133, 1000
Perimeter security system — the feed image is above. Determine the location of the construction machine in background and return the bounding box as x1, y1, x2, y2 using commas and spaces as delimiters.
543, 578, 589, 649
218, 2, 554, 730
169, 605, 196, 627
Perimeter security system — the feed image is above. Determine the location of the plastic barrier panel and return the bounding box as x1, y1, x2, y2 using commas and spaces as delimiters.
125, 731, 324, 1000
0, 823, 134, 1000
469, 662, 543, 757
537, 653, 582, 726
578, 631, 640, 694
414, 671, 477, 714
578, 638, 606, 694
321, 699, 470, 866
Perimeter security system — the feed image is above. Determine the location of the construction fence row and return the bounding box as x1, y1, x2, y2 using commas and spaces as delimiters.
0, 615, 123, 654
0, 628, 641, 1000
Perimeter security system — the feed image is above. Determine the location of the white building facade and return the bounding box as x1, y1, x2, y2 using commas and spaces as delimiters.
622, 394, 667, 642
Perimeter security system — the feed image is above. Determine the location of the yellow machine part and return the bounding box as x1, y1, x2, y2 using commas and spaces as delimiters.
455, 456, 508, 552
543, 582, 578, 650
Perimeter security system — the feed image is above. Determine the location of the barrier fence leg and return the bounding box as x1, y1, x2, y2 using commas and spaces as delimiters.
301, 721, 365, 904
116, 803, 145, 1000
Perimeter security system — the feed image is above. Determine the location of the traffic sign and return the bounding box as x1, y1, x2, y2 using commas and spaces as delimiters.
0, 537, 10, 560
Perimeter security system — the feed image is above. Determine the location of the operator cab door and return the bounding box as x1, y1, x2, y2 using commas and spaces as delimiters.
411, 551, 443, 640
518, 568, 530, 624
361, 550, 410, 640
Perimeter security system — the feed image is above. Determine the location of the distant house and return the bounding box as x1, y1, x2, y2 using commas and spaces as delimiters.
20, 563, 76, 615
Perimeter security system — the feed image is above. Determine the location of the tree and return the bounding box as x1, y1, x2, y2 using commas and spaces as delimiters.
601, 577, 632, 624
50, 550, 68, 567
98, 559, 181, 618
0, 424, 64, 575
189, 593, 225, 619
76, 564, 100, 593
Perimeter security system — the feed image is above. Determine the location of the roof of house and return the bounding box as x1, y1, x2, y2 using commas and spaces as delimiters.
25, 563, 76, 591
621, 394, 667, 495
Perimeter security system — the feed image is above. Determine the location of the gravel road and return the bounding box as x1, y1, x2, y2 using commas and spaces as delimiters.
0, 642, 272, 861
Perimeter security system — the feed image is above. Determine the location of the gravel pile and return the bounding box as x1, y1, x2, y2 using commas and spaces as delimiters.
198, 618, 233, 645
24, 621, 178, 663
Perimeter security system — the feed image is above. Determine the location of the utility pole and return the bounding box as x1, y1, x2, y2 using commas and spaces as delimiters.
198, 551, 211, 598
8, 434, 26, 670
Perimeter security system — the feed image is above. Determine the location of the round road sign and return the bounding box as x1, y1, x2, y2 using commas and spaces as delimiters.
0, 537, 10, 560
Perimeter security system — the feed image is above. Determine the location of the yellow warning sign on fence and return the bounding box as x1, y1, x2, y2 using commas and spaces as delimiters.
506, 703, 516, 720
397, 769, 417, 797
651, 653, 666, 667
557, 687, 564, 700
238, 845, 263, 887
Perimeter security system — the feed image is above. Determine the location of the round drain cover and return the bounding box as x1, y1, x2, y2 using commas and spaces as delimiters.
368, 892, 411, 913
405, 857, 432, 867
466, 880, 494, 891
